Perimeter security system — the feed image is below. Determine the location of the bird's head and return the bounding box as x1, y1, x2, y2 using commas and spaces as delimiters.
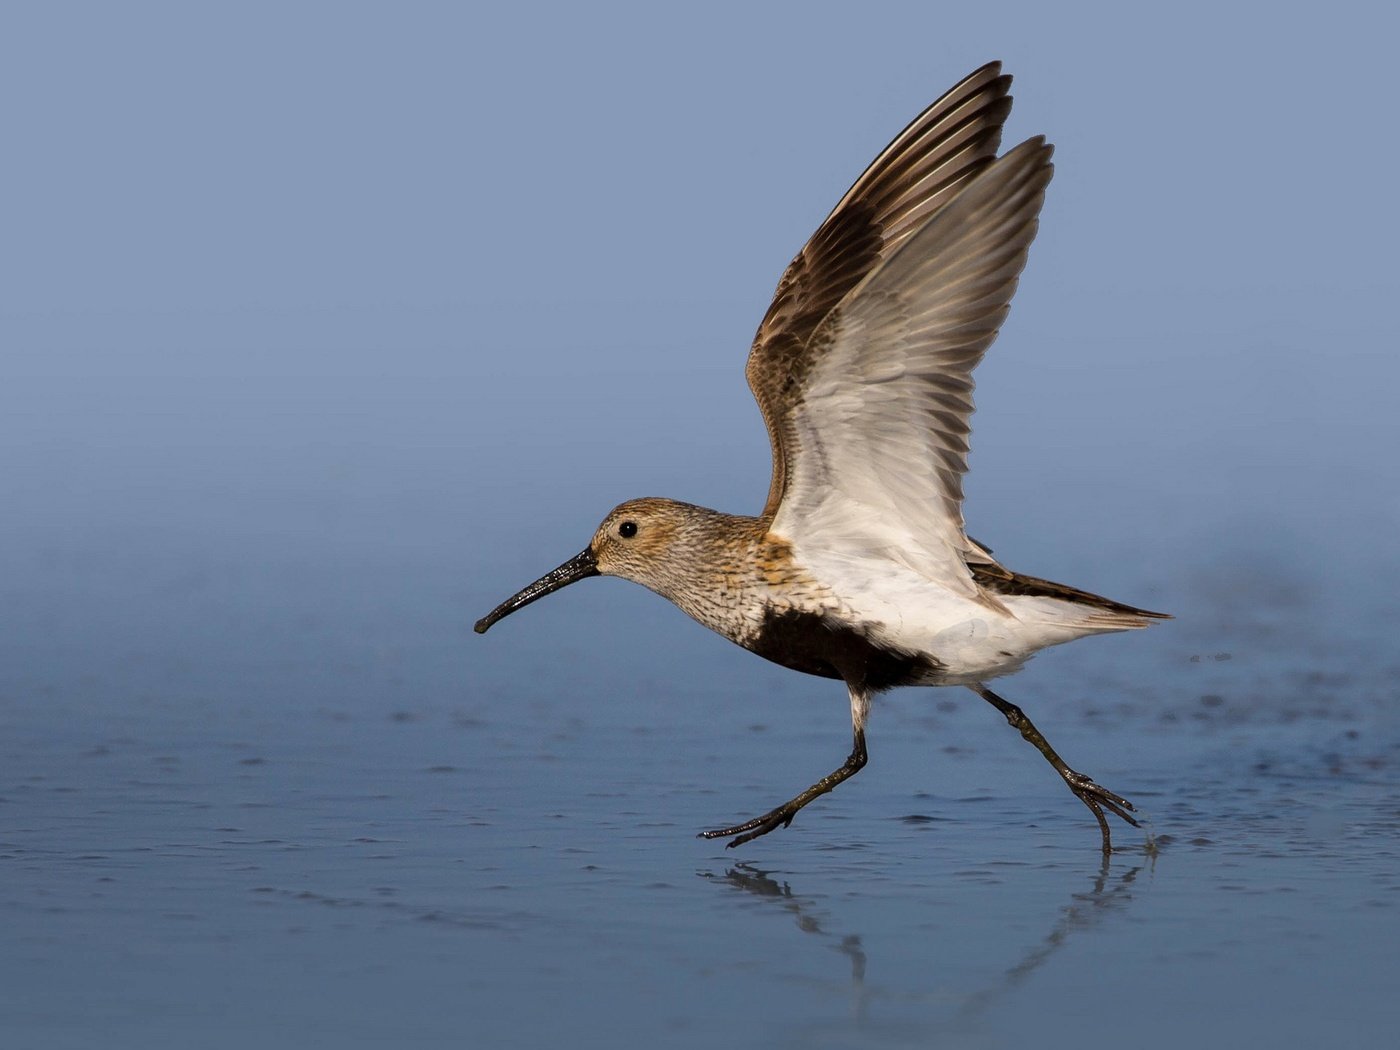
473, 498, 697, 634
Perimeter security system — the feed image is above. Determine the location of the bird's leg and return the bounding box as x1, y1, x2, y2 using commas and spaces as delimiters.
701, 685, 870, 849
700, 727, 867, 848
970, 683, 1138, 854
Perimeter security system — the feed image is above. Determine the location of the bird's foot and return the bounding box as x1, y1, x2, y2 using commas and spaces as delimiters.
699, 804, 799, 849
1062, 769, 1138, 854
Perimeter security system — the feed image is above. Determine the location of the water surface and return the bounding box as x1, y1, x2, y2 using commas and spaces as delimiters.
3, 539, 1397, 1048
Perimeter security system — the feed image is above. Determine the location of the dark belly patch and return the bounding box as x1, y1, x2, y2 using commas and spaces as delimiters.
747, 606, 942, 690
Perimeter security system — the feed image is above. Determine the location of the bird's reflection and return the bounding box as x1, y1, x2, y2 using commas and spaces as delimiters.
699, 847, 1153, 1036
953, 853, 1145, 1027
700, 863, 872, 1022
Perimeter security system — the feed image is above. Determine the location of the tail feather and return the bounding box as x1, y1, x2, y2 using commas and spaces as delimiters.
969, 563, 1170, 630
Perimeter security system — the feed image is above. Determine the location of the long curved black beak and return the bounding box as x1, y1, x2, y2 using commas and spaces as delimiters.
474, 548, 599, 634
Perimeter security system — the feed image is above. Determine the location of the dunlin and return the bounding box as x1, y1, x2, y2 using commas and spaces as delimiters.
476, 62, 1167, 853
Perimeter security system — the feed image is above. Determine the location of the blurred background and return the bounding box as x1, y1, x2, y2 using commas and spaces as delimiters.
2, 3, 1398, 1047
4, 2, 1397, 716
5, 2, 1399, 705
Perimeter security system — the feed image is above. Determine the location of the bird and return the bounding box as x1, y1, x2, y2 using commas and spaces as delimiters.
475, 62, 1168, 854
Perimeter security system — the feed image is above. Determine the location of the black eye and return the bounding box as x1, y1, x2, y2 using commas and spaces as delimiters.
618, 521, 638, 539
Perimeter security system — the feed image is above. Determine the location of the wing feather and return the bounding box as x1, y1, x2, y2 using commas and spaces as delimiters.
768, 138, 1055, 593
747, 63, 1015, 519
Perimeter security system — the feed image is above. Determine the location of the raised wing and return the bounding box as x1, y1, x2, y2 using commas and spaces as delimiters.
768, 138, 1055, 593
747, 62, 1014, 520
